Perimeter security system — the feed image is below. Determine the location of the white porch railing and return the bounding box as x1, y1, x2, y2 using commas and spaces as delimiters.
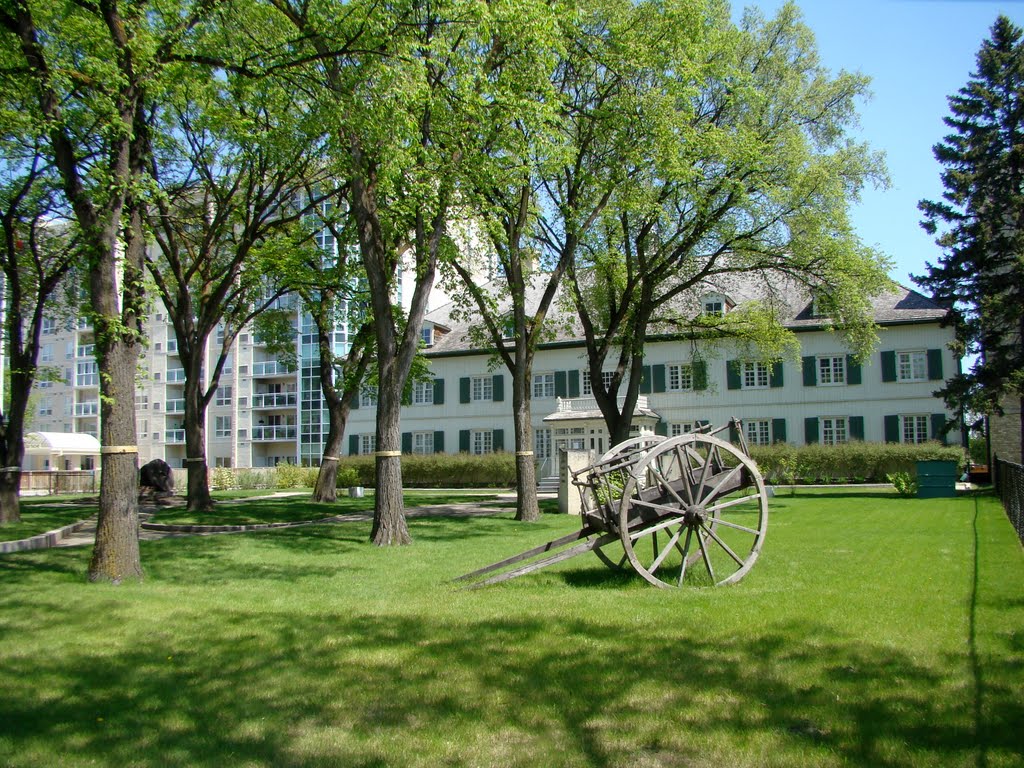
556, 395, 649, 412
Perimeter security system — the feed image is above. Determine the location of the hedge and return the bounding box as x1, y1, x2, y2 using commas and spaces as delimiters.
748, 441, 966, 485
337, 452, 517, 488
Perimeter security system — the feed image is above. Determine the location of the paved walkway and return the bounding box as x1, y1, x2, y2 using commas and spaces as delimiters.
4, 491, 535, 552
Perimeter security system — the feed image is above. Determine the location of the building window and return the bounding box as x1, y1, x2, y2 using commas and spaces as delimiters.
471, 375, 493, 402
471, 429, 493, 455
817, 356, 846, 386
669, 423, 694, 437
38, 398, 52, 416
897, 351, 927, 382
41, 318, 56, 335
411, 431, 434, 454
901, 415, 929, 444
421, 326, 433, 347
745, 419, 771, 446
40, 344, 54, 363
412, 381, 434, 405
215, 386, 232, 406
360, 390, 378, 408
667, 364, 694, 392
360, 434, 377, 455
582, 370, 615, 396
214, 416, 231, 438
76, 361, 99, 387
533, 372, 556, 399
742, 362, 770, 389
821, 417, 848, 445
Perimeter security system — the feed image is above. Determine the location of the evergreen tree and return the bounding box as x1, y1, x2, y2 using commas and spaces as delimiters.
917, 15, 1024, 446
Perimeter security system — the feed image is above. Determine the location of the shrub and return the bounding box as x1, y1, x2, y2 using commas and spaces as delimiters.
210, 466, 236, 490
335, 452, 517, 488
749, 442, 966, 485
236, 469, 272, 489
335, 466, 360, 488
887, 471, 918, 496
274, 463, 307, 489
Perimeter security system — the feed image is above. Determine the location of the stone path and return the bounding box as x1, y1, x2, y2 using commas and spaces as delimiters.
2, 491, 536, 552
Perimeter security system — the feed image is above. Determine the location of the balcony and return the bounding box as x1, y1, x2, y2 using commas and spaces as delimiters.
76, 345, 95, 358
74, 401, 99, 416
165, 430, 186, 444
251, 425, 297, 441
165, 399, 186, 413
166, 368, 187, 383
75, 375, 99, 387
252, 361, 292, 377
252, 392, 298, 409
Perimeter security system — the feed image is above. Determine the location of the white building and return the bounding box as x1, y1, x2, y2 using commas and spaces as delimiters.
28, 273, 960, 479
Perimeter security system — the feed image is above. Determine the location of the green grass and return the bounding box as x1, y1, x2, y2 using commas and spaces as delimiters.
1, 490, 1022, 767
0, 498, 97, 542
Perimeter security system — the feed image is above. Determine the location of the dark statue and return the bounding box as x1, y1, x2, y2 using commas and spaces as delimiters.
139, 458, 174, 499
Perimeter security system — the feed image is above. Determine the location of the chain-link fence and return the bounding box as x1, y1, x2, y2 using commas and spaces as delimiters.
995, 459, 1024, 545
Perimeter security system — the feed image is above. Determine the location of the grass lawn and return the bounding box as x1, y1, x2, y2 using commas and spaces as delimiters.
0, 490, 1021, 767
0, 498, 98, 542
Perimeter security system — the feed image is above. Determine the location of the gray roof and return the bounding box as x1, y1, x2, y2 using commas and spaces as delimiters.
424, 272, 947, 356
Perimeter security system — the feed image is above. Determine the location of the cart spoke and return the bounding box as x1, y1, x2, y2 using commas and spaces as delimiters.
700, 521, 747, 567
700, 515, 762, 536
703, 493, 760, 514
649, 527, 684, 574
678, 526, 694, 586
697, 526, 716, 583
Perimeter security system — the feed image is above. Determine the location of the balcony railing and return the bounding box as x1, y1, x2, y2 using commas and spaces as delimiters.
251, 425, 297, 441
252, 392, 298, 409
556, 395, 649, 413
165, 430, 186, 444
76, 375, 99, 387
165, 399, 186, 413
74, 402, 99, 416
166, 368, 187, 382
252, 361, 291, 377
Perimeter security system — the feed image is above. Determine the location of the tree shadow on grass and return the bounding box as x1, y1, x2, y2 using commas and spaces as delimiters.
1, 605, 1016, 768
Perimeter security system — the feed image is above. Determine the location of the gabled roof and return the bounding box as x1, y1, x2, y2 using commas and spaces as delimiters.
424, 272, 948, 356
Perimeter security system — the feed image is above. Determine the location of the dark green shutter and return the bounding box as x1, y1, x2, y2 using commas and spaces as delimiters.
652, 364, 666, 393
655, 421, 668, 436
931, 413, 948, 445
804, 417, 819, 445
770, 361, 784, 388
434, 378, 445, 405
492, 374, 504, 402
434, 431, 445, 453
927, 349, 943, 381
884, 415, 900, 443
349, 434, 359, 455
554, 370, 567, 398
693, 361, 708, 391
401, 432, 412, 453
459, 429, 470, 452
726, 360, 741, 390
850, 416, 865, 441
567, 370, 580, 398
846, 356, 862, 385
493, 429, 504, 451
772, 418, 787, 444
639, 365, 652, 394
460, 377, 470, 404
802, 356, 817, 387
881, 351, 896, 382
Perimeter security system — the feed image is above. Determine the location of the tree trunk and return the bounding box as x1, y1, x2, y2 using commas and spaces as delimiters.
313, 418, 344, 503
0, 471, 21, 525
184, 377, 213, 513
370, 372, 411, 545
88, 338, 143, 584
511, 368, 539, 522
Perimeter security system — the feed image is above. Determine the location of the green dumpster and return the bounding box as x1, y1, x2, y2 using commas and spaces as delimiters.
917, 460, 958, 499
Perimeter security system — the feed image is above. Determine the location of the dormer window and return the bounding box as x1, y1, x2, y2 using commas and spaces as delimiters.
421, 325, 434, 347
701, 293, 731, 317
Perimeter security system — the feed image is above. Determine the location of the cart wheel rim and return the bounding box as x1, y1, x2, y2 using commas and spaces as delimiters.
617, 432, 768, 587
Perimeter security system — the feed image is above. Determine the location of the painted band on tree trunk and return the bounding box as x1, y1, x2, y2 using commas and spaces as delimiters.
375, 451, 402, 457
183, 457, 205, 462
100, 446, 138, 454
516, 451, 534, 456
321, 456, 340, 461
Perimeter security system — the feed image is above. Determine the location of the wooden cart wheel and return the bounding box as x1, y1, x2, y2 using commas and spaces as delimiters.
588, 434, 666, 572
616, 433, 768, 588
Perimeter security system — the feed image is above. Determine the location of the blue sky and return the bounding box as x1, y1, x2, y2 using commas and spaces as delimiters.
738, 0, 1024, 291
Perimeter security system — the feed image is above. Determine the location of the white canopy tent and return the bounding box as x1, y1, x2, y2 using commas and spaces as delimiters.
23, 431, 101, 471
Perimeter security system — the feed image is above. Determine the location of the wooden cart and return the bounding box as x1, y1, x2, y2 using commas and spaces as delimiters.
455, 419, 769, 589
